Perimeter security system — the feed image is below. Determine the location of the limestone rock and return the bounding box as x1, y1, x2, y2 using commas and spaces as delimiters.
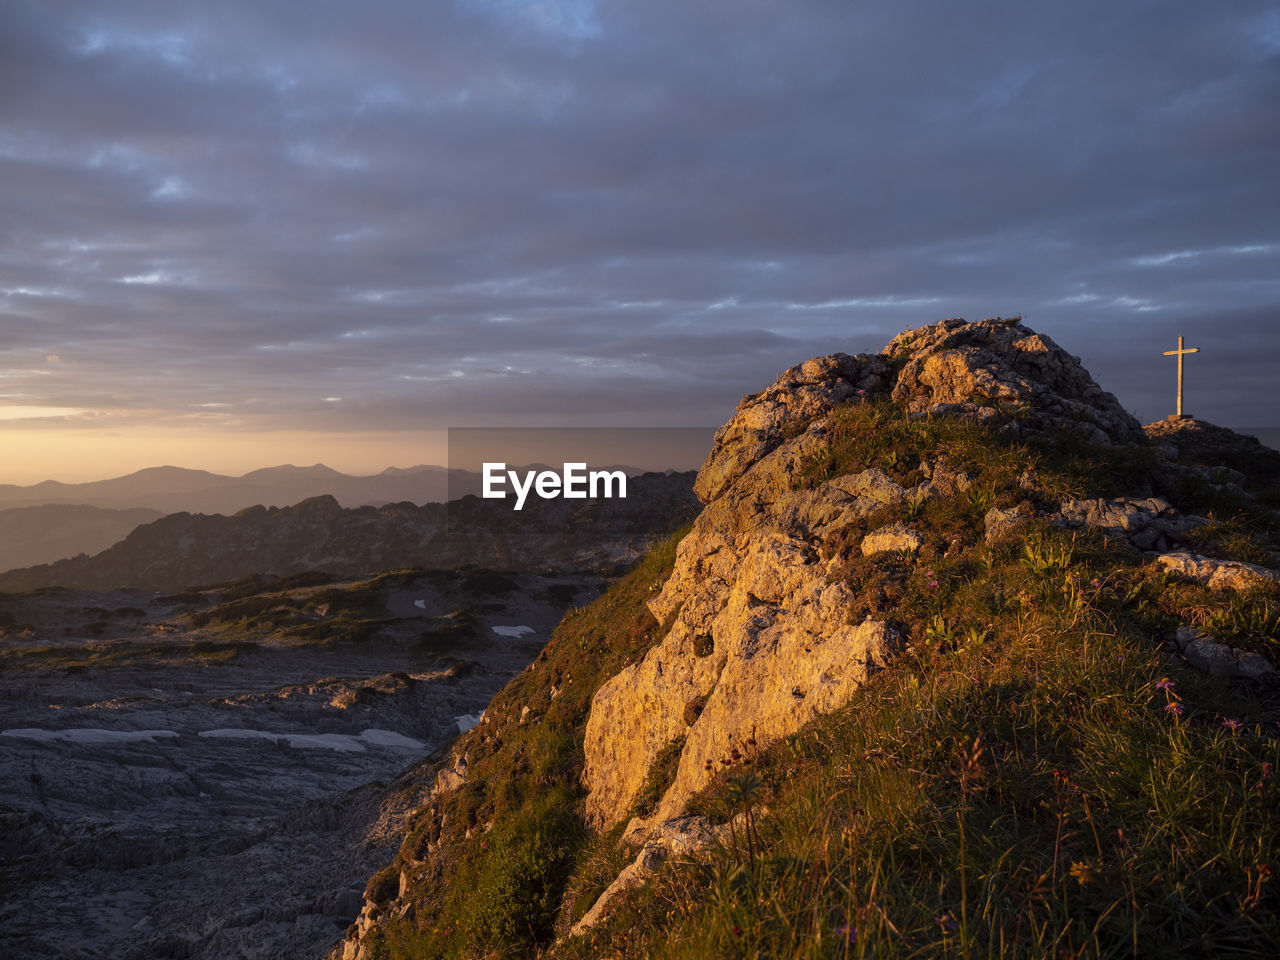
1157, 553, 1280, 591
570, 815, 719, 936
984, 506, 1029, 545
886, 318, 1145, 445
584, 316, 1160, 835
1144, 417, 1280, 484
694, 353, 892, 503
861, 522, 922, 556
836, 467, 907, 506
431, 764, 467, 798
1172, 626, 1275, 678
584, 421, 897, 830
1054, 497, 1206, 550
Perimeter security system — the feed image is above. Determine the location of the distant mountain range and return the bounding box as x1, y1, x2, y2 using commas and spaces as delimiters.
0, 504, 164, 572
0, 463, 688, 576
0, 464, 469, 515
0, 473, 701, 593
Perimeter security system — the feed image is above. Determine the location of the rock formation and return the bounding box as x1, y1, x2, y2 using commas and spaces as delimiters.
582, 317, 1156, 835
0, 472, 698, 593
328, 317, 1280, 960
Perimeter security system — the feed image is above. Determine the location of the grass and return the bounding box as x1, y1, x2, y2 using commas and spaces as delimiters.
355, 399, 1280, 960
569, 607, 1279, 958
360, 527, 689, 959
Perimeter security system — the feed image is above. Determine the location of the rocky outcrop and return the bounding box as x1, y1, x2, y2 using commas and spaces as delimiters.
694, 354, 892, 503
984, 497, 1208, 552
1157, 552, 1280, 591
582, 318, 1171, 836
862, 522, 923, 555
1145, 417, 1280, 482
1054, 497, 1206, 551
570, 815, 722, 935
887, 317, 1145, 444
583, 515, 894, 828
1171, 626, 1275, 679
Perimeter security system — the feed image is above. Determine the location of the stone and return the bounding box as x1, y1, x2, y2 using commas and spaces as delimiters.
1156, 553, 1280, 591
886, 318, 1146, 445
583, 520, 894, 829
861, 522, 922, 556
1143, 417, 1280, 490
984, 506, 1028, 545
1052, 497, 1205, 549
570, 815, 721, 936
1172, 626, 1275, 678
693, 353, 893, 503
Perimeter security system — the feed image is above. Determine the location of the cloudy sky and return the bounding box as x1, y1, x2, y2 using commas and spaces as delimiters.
2, 0, 1277, 482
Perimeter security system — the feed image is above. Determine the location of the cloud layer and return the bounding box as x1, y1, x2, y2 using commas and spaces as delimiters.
1, 0, 1277, 460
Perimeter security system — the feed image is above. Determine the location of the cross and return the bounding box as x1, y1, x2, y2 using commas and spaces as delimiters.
1162, 335, 1200, 419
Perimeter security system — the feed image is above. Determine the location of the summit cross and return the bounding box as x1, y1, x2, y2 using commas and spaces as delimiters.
1162, 335, 1200, 419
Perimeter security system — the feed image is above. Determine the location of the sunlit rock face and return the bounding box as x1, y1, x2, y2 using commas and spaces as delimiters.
582, 317, 1168, 835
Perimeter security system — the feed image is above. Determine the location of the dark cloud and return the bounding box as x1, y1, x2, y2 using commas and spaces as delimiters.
1, 0, 1277, 453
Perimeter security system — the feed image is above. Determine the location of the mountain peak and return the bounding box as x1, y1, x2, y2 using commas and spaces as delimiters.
240, 463, 344, 480
697, 316, 1142, 503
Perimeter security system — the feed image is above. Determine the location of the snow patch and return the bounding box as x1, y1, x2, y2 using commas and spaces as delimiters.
455, 712, 484, 733
491, 625, 535, 638
1, 728, 179, 745
197, 727, 428, 753
359, 728, 428, 750
413, 599, 426, 609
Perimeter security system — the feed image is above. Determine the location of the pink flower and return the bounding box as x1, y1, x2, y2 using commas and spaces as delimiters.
1155, 677, 1175, 692
1223, 718, 1243, 733
1165, 702, 1185, 716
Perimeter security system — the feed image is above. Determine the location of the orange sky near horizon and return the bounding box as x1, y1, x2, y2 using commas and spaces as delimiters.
0, 427, 451, 485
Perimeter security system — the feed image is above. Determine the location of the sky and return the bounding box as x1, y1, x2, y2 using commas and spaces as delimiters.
2, 0, 1278, 483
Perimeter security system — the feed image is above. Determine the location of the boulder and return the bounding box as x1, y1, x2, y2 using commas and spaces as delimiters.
886, 318, 1145, 445
1157, 553, 1280, 591
861, 522, 923, 556
1172, 626, 1274, 679
570, 815, 720, 935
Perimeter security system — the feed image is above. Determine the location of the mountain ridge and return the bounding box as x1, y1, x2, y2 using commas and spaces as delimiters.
0, 463, 456, 515
0, 473, 701, 593
329, 317, 1280, 960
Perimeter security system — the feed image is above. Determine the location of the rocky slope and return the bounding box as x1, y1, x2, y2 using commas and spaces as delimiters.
0, 570, 598, 960
0, 503, 163, 571
324, 316, 1280, 960
0, 472, 698, 593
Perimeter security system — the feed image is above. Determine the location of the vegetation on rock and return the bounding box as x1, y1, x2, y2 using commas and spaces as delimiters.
337, 319, 1279, 960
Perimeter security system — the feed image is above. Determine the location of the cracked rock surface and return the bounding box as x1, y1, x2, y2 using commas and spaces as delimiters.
0, 573, 595, 960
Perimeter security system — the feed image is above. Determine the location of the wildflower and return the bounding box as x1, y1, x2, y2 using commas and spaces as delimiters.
934, 913, 958, 933
1223, 718, 1243, 733
1069, 860, 1097, 885
1154, 677, 1175, 692
1263, 762, 1274, 782
1089, 578, 1100, 588
833, 923, 856, 944
732, 926, 743, 937
1165, 702, 1185, 716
